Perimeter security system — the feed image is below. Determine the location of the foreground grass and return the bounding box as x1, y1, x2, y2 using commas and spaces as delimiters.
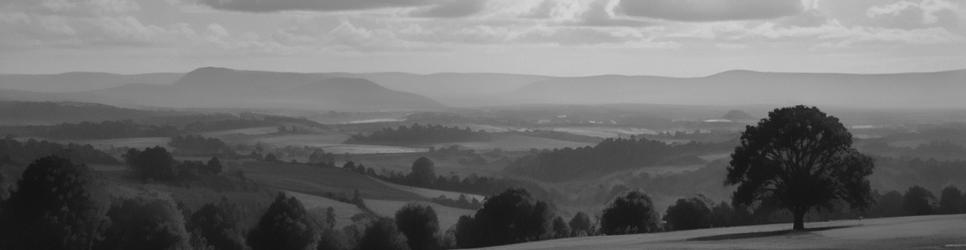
479, 214, 966, 250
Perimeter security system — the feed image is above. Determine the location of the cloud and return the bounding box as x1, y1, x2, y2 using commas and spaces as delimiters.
615, 0, 805, 22
865, 0, 961, 30
410, 0, 487, 18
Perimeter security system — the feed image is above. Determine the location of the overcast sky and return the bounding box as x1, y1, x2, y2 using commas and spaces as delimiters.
0, 0, 964, 76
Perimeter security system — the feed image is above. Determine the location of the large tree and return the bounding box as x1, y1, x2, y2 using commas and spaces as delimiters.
725, 105, 875, 230
600, 191, 659, 235
0, 156, 106, 250
248, 193, 317, 250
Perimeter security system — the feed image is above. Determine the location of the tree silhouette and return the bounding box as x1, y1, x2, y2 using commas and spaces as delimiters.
938, 186, 964, 214
551, 216, 570, 238
664, 197, 712, 231
395, 203, 439, 250
409, 157, 436, 187
96, 198, 190, 250
454, 188, 554, 248
188, 199, 245, 250
247, 193, 317, 250
903, 186, 936, 216
725, 105, 875, 230
124, 146, 178, 181
356, 217, 410, 250
600, 191, 659, 235
568, 212, 592, 236
0, 156, 105, 250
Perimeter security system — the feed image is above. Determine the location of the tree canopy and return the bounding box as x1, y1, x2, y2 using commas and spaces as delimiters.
725, 105, 874, 230
247, 193, 317, 250
0, 156, 106, 250
600, 190, 659, 235
394, 203, 439, 250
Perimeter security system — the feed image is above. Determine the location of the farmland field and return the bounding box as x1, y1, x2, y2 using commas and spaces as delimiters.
235, 161, 422, 200
435, 134, 592, 152
482, 214, 966, 250
286, 191, 364, 228
72, 137, 170, 150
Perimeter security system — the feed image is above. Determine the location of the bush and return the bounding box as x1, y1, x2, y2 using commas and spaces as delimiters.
96, 198, 190, 250
248, 193, 317, 250
664, 197, 712, 231
394, 204, 439, 250
0, 156, 106, 250
939, 186, 964, 214
600, 191, 659, 235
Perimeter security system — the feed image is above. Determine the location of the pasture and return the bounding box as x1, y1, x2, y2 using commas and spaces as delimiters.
482, 214, 966, 250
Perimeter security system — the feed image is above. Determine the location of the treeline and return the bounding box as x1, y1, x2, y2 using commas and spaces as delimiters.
507, 136, 730, 182
124, 146, 224, 182
1, 120, 179, 139
0, 155, 409, 250
343, 157, 551, 202
0, 112, 326, 140
345, 124, 491, 145
0, 136, 117, 165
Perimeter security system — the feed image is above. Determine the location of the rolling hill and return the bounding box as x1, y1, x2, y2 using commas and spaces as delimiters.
0, 67, 445, 111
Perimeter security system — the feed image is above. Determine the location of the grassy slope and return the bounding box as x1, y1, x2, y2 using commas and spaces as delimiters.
480, 214, 966, 250
236, 160, 421, 200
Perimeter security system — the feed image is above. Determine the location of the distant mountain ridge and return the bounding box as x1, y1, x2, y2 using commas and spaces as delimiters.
0, 67, 444, 111
511, 69, 966, 109
2, 68, 963, 110
0, 72, 183, 92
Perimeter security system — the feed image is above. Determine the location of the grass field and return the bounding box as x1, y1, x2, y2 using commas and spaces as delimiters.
235, 161, 422, 200
372, 177, 486, 201
286, 190, 364, 228
480, 214, 966, 250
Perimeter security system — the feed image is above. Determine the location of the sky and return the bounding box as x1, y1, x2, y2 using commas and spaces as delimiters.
0, 0, 964, 76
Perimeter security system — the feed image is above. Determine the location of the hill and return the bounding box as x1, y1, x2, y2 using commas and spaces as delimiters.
0, 101, 180, 125
0, 72, 181, 92
485, 214, 966, 250
79, 67, 444, 111
511, 69, 966, 109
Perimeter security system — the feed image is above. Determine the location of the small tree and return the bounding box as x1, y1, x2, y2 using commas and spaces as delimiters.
664, 197, 712, 231
0, 156, 105, 250
357, 217, 410, 250
248, 193, 317, 250
454, 188, 554, 248
600, 191, 659, 235
551, 216, 570, 238
871, 190, 904, 217
568, 212, 592, 237
203, 157, 223, 175
125, 146, 179, 181
903, 186, 936, 216
96, 198, 190, 250
725, 105, 875, 230
409, 157, 436, 187
188, 200, 245, 250
939, 186, 964, 214
395, 203, 439, 250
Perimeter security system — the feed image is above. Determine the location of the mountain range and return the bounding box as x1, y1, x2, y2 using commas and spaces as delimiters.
1, 67, 964, 111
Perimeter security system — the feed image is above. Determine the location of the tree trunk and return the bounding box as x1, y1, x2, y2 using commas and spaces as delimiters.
792, 208, 806, 231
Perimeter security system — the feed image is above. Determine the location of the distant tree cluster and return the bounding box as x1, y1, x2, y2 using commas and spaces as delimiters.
454, 188, 556, 248
867, 185, 966, 217
124, 146, 223, 181
347, 157, 549, 201
3, 120, 179, 140
507, 137, 728, 182
0, 136, 117, 165
345, 124, 491, 145
169, 135, 235, 156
